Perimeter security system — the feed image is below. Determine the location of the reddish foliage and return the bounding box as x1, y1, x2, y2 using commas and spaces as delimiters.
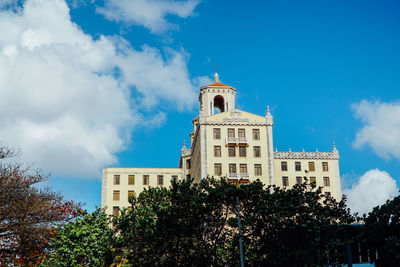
0, 145, 81, 266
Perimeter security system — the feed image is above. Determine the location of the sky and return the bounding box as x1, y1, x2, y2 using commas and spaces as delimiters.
0, 0, 399, 216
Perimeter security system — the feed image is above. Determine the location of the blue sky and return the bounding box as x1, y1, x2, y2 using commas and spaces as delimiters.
0, 0, 399, 214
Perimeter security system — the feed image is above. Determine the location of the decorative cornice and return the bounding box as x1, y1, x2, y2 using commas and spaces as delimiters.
274, 151, 339, 160
200, 86, 236, 92
200, 121, 269, 126
106, 169, 182, 175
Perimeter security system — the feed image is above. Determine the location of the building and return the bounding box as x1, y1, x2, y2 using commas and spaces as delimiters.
101, 73, 342, 215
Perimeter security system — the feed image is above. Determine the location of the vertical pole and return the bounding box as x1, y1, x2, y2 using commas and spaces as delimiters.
236, 196, 244, 267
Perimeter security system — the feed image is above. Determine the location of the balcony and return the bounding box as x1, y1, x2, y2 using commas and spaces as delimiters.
225, 137, 249, 146
227, 173, 250, 183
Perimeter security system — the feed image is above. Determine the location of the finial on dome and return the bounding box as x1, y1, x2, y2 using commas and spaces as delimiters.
182, 140, 186, 149
332, 142, 337, 151
214, 65, 219, 83
267, 105, 270, 114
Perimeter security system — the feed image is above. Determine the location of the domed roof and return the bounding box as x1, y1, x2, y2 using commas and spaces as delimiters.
202, 72, 233, 88
205, 81, 231, 87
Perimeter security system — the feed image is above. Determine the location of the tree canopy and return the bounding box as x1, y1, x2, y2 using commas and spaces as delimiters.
362, 193, 400, 267
113, 177, 355, 266
0, 144, 79, 265
44, 209, 115, 266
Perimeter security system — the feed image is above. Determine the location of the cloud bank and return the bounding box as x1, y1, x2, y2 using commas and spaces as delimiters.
0, 0, 198, 178
352, 100, 400, 161
97, 0, 200, 34
343, 169, 398, 216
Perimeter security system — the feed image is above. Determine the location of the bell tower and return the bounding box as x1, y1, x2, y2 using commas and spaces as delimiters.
199, 72, 236, 116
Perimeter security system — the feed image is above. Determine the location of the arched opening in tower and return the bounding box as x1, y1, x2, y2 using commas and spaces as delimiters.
214, 95, 225, 114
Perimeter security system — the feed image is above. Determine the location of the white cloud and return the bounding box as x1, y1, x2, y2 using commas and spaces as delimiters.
352, 100, 400, 161
343, 169, 398, 215
97, 0, 200, 34
0, 0, 198, 178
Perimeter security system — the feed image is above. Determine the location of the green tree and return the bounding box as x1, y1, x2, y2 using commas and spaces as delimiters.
362, 193, 400, 267
235, 181, 355, 266
45, 209, 115, 266
114, 177, 355, 266
114, 178, 238, 266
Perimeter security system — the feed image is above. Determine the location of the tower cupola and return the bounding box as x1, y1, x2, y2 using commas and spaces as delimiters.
199, 72, 236, 116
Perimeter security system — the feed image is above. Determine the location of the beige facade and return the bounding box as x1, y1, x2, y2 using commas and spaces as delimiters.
101, 167, 182, 215
101, 73, 342, 214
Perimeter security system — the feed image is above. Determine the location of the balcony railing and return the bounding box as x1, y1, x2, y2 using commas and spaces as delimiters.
227, 173, 250, 181
225, 137, 249, 145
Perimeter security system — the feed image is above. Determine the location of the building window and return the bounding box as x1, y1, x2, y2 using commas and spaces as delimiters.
254, 164, 262, 176
281, 161, 288, 171
282, 176, 289, 187
295, 162, 301, 171
143, 175, 149, 185
112, 206, 119, 216
172, 175, 178, 181
240, 164, 247, 174
229, 164, 237, 174
228, 146, 236, 157
113, 190, 120, 201
238, 128, 246, 137
128, 175, 135, 185
113, 175, 120, 185
228, 128, 235, 138
310, 177, 316, 184
308, 162, 315, 172
322, 162, 329, 172
213, 128, 221, 140
252, 129, 260, 140
157, 175, 164, 186
239, 146, 246, 157
323, 177, 330, 187
128, 190, 135, 199
186, 159, 191, 169
214, 146, 221, 157
296, 176, 302, 185
253, 146, 261, 157
214, 163, 222, 176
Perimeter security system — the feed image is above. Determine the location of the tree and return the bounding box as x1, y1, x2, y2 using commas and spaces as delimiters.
45, 209, 115, 266
362, 193, 400, 267
235, 181, 355, 266
113, 177, 355, 266
114, 178, 238, 266
0, 144, 79, 266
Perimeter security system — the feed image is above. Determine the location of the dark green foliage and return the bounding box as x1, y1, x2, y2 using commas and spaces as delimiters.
113, 178, 355, 266
235, 181, 355, 266
362, 193, 400, 267
114, 178, 239, 266
45, 209, 115, 266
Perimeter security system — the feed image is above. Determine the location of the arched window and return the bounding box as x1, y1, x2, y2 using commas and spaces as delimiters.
213, 95, 225, 113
